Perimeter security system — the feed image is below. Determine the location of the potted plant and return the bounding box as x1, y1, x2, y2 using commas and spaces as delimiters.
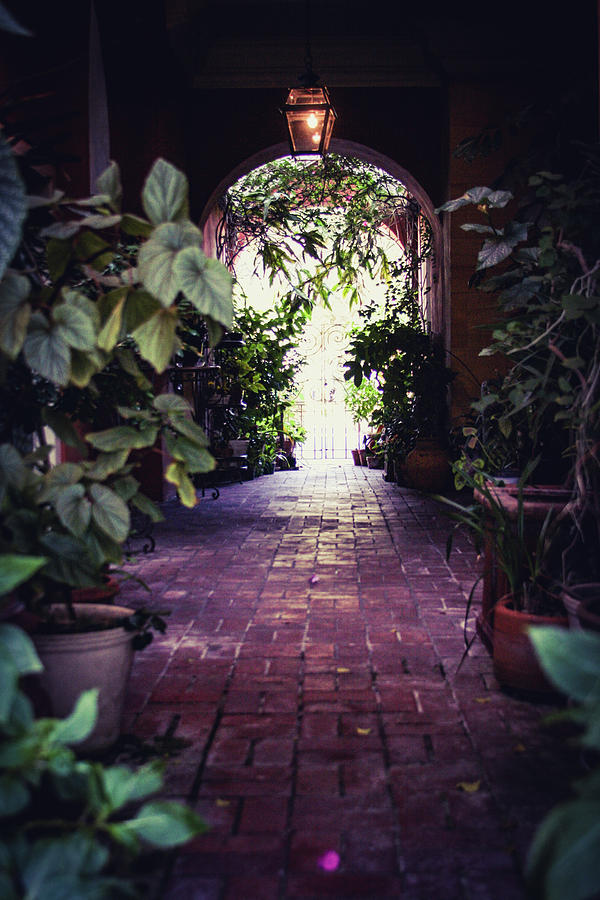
344, 311, 454, 490
436, 150, 600, 610
0, 132, 233, 742
0, 599, 206, 896
439, 460, 568, 694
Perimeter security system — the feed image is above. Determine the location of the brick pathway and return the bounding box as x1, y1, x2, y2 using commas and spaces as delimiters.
118, 461, 576, 899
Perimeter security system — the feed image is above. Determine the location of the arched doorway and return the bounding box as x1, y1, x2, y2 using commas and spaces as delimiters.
200, 144, 446, 463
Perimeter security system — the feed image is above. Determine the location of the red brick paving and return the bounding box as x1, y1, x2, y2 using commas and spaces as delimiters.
117, 461, 577, 899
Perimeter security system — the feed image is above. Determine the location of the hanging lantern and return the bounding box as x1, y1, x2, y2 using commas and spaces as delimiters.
281, 84, 337, 156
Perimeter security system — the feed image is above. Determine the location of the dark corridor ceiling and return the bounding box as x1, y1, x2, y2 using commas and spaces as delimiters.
163, 0, 597, 91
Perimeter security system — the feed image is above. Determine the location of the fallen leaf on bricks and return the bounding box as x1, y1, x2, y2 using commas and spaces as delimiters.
456, 780, 481, 793
215, 798, 231, 807
356, 727, 372, 736
336, 667, 351, 674
475, 697, 491, 704
513, 742, 526, 753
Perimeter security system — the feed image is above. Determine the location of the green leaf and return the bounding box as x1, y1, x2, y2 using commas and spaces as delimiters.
69, 348, 104, 388
46, 238, 72, 281
87, 425, 157, 452
121, 800, 206, 846
123, 290, 161, 332
121, 213, 153, 237
0, 622, 42, 676
165, 461, 197, 507
142, 158, 189, 225
23, 311, 71, 386
130, 491, 164, 523
55, 483, 92, 537
164, 432, 215, 473
526, 789, 600, 900
73, 230, 113, 271
529, 627, 600, 705
38, 462, 84, 504
173, 247, 233, 328
97, 287, 128, 351
138, 222, 202, 306
101, 762, 164, 813
0, 133, 27, 281
0, 555, 47, 597
95, 160, 123, 212
53, 303, 96, 352
51, 688, 99, 745
131, 307, 178, 372
168, 414, 209, 446
0, 272, 31, 359
153, 393, 192, 415
84, 450, 129, 480
89, 483, 130, 542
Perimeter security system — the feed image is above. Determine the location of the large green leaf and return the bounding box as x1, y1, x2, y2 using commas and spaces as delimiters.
100, 762, 164, 813
173, 247, 233, 328
0, 272, 31, 359
123, 290, 161, 333
137, 222, 202, 306
131, 307, 178, 372
87, 425, 157, 452
529, 627, 600, 705
55, 484, 92, 537
121, 800, 206, 846
53, 303, 96, 352
51, 689, 99, 745
0, 555, 47, 597
164, 432, 214, 473
37, 463, 84, 504
89, 483, 130, 542
142, 158, 189, 225
527, 786, 600, 900
153, 393, 191, 415
23, 311, 71, 386
0, 133, 27, 281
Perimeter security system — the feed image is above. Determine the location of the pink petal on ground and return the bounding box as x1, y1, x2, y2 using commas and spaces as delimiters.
318, 850, 340, 872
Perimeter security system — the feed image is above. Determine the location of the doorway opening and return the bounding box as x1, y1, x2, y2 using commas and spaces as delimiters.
204, 147, 442, 471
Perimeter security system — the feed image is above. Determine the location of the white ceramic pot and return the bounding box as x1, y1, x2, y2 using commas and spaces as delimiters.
31, 603, 135, 753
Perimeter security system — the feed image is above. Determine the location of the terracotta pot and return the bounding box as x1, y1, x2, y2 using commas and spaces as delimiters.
401, 438, 449, 492
492, 595, 568, 695
30, 603, 136, 752
359, 449, 368, 466
351, 449, 361, 466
